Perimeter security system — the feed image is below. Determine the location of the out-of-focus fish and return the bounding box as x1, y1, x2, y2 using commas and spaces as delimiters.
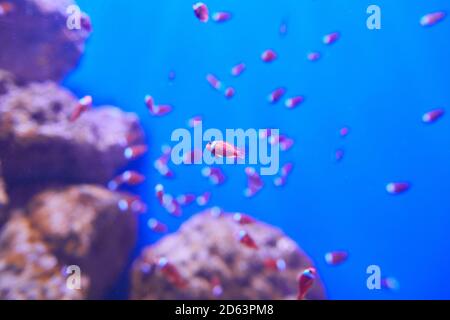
268, 87, 286, 104
224, 87, 235, 99
244, 167, 264, 197
108, 171, 145, 190
188, 115, 203, 128
340, 127, 350, 137
261, 49, 277, 63
420, 11, 446, 27
212, 11, 232, 23
211, 276, 223, 297
193, 2, 209, 23
422, 108, 445, 123
206, 141, 245, 159
335, 149, 345, 162
285, 96, 305, 109
69, 95, 92, 122
155, 184, 165, 204
117, 196, 147, 214
238, 230, 258, 249
307, 52, 321, 62
148, 218, 168, 233
206, 73, 223, 91
232, 212, 255, 225
323, 32, 340, 45
386, 182, 410, 195
157, 257, 188, 288
274, 162, 294, 187
202, 167, 226, 185
263, 258, 287, 272
124, 144, 148, 160
145, 95, 172, 116
297, 267, 316, 300
196, 192, 211, 206
324, 251, 349, 266
381, 277, 400, 291
176, 193, 196, 206
279, 20, 288, 37
231, 63, 246, 77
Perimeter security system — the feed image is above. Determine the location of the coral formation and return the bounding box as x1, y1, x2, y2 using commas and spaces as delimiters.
131, 209, 326, 300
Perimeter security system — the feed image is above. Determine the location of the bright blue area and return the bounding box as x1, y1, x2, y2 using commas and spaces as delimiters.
64, 0, 450, 299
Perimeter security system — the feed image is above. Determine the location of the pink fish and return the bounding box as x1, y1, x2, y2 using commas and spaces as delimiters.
108, 171, 145, 190
422, 108, 445, 123
224, 87, 235, 99
155, 184, 165, 204
69, 95, 92, 122
147, 218, 168, 233
244, 167, 264, 197
261, 49, 277, 63
124, 144, 148, 160
268, 87, 286, 104
325, 251, 349, 266
323, 32, 340, 45
206, 141, 245, 159
117, 196, 147, 214
232, 213, 255, 225
386, 182, 410, 195
285, 96, 305, 109
297, 267, 316, 300
264, 258, 287, 272
145, 95, 172, 116
162, 194, 182, 217
340, 127, 350, 137
381, 277, 400, 291
202, 167, 226, 185
420, 11, 446, 27
176, 194, 196, 206
231, 63, 246, 77
238, 230, 258, 249
154, 146, 175, 178
157, 258, 188, 288
206, 73, 223, 90
335, 149, 345, 162
212, 11, 232, 23
193, 2, 209, 23
278, 135, 294, 151
197, 192, 211, 206
307, 52, 321, 62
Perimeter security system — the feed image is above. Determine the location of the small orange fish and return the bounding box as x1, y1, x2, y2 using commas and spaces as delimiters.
238, 230, 258, 249
148, 218, 168, 233
297, 267, 316, 300
69, 95, 92, 122
117, 196, 147, 213
263, 258, 287, 272
233, 213, 255, 225
324, 251, 348, 266
206, 141, 245, 159
109, 171, 145, 190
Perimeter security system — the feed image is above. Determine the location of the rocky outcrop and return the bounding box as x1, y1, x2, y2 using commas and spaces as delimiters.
131, 209, 326, 300
0, 213, 88, 299
0, 82, 144, 185
0, 0, 91, 82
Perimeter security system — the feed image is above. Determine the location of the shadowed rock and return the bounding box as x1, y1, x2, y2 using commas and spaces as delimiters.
131, 209, 326, 300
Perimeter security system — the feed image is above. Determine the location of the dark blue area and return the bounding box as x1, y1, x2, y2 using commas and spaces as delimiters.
64, 0, 450, 299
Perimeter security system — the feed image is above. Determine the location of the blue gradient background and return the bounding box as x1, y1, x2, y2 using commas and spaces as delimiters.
64, 0, 450, 299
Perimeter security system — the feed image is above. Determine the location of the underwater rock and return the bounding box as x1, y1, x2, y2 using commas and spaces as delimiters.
0, 70, 18, 96
0, 82, 144, 186
0, 213, 88, 300
131, 209, 326, 300
0, 0, 91, 83
26, 185, 138, 298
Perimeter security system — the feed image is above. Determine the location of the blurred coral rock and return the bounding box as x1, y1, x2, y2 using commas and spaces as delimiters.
0, 213, 88, 300
0, 82, 144, 185
0, 70, 17, 96
131, 209, 326, 300
25, 185, 138, 298
0, 0, 91, 82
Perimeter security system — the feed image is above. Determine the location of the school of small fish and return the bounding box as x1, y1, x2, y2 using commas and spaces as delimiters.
67, 2, 446, 299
